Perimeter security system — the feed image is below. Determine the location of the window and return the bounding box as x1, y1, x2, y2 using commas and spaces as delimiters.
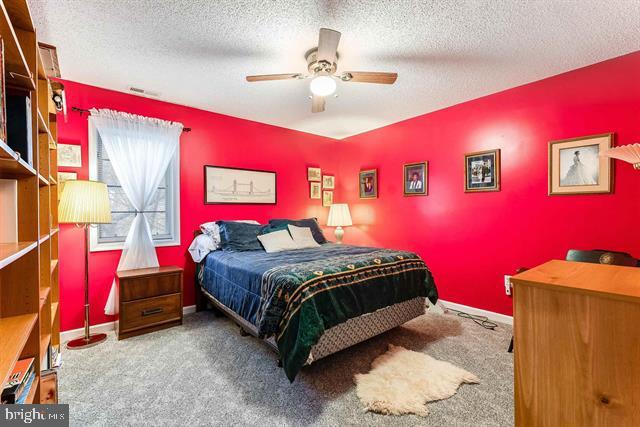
88, 123, 180, 251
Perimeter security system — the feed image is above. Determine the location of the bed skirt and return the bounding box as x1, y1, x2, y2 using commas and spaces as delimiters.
198, 285, 425, 365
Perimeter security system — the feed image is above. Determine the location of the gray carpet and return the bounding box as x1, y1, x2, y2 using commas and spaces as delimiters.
60, 310, 513, 426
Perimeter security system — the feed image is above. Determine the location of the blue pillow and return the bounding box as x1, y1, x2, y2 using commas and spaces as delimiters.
217, 221, 263, 251
258, 222, 290, 236
268, 218, 327, 244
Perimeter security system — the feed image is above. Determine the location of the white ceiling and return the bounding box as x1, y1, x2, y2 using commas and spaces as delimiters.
30, 0, 640, 139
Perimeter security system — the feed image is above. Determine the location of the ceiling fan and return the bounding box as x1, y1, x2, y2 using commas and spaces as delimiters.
246, 28, 398, 113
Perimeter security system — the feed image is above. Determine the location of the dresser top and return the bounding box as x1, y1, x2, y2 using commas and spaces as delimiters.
512, 259, 640, 302
116, 266, 183, 279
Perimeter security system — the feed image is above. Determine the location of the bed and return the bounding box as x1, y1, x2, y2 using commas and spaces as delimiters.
194, 235, 438, 381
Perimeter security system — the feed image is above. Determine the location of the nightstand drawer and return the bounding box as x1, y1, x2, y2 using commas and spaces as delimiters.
120, 271, 181, 301
120, 293, 181, 332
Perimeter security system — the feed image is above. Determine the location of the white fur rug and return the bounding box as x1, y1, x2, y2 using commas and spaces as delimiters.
354, 344, 479, 416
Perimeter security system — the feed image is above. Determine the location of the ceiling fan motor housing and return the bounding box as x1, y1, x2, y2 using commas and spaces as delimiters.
306, 49, 337, 75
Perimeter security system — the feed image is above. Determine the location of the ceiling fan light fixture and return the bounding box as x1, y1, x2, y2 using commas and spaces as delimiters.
310, 75, 336, 97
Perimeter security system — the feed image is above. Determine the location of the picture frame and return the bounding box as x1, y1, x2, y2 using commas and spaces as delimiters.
322, 190, 333, 207
403, 162, 428, 196
204, 165, 276, 204
322, 175, 335, 189
0, 38, 6, 144
307, 167, 321, 182
464, 149, 500, 192
359, 169, 378, 199
310, 182, 321, 199
58, 143, 82, 167
57, 171, 77, 199
548, 133, 613, 195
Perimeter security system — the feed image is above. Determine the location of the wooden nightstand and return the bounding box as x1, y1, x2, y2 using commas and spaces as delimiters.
115, 266, 183, 340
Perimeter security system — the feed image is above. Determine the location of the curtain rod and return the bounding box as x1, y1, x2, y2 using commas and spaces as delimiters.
71, 107, 192, 132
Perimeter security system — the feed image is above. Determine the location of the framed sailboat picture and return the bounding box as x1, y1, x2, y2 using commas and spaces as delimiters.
204, 165, 276, 204
548, 133, 613, 195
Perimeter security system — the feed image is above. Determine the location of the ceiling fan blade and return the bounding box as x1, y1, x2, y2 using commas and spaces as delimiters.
246, 73, 302, 82
311, 95, 325, 113
317, 28, 341, 64
341, 72, 398, 84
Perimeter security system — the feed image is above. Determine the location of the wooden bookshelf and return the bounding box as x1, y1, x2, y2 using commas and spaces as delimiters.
0, 0, 60, 404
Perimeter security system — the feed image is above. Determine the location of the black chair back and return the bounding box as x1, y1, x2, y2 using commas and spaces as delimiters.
566, 249, 639, 267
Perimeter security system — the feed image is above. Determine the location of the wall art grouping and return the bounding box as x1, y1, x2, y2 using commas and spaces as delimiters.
307, 166, 334, 206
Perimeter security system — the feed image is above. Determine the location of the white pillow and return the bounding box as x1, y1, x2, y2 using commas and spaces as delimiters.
188, 234, 217, 262
200, 220, 259, 246
258, 230, 299, 253
288, 225, 320, 249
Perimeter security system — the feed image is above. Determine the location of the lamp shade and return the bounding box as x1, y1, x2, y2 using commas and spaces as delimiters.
327, 203, 352, 227
59, 180, 112, 224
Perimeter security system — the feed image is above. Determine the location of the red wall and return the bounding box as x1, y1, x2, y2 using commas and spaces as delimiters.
57, 80, 339, 331
337, 52, 640, 316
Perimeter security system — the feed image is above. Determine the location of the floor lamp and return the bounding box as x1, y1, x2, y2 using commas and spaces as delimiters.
59, 180, 112, 349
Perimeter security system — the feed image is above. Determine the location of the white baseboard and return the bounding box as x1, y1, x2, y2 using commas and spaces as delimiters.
60, 301, 511, 342
60, 305, 197, 343
438, 299, 513, 326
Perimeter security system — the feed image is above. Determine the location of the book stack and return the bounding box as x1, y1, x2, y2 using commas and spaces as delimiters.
2, 358, 36, 404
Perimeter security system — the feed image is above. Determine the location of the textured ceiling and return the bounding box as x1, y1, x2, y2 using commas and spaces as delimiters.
30, 0, 640, 139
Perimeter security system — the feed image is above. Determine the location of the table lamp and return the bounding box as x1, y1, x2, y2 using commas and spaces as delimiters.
59, 180, 112, 349
327, 203, 352, 244
602, 143, 640, 170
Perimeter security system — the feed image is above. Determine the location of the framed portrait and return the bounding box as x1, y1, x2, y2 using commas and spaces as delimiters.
322, 175, 335, 189
403, 162, 428, 196
464, 149, 500, 192
310, 182, 321, 199
359, 169, 378, 199
58, 143, 82, 167
307, 167, 321, 182
548, 133, 613, 195
322, 190, 333, 207
204, 165, 276, 204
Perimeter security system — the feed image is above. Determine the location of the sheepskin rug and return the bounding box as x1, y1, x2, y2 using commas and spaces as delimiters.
354, 344, 479, 416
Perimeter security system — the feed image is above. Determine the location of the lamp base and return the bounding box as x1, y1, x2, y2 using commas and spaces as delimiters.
66, 333, 107, 350
334, 226, 344, 244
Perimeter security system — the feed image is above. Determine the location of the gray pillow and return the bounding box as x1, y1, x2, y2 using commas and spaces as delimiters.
268, 218, 327, 244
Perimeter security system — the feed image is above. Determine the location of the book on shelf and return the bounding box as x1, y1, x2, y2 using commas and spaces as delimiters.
6, 91, 33, 167
1, 357, 35, 404
51, 345, 62, 368
14, 372, 36, 404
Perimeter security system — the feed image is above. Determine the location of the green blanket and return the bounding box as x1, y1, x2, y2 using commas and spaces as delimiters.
256, 247, 438, 381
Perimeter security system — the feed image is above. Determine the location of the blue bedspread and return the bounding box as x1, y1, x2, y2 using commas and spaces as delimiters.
200, 244, 385, 326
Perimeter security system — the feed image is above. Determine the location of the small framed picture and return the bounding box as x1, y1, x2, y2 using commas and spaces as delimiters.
359, 169, 378, 199
307, 167, 321, 182
58, 143, 82, 167
310, 182, 321, 199
403, 162, 428, 196
0, 39, 6, 144
322, 190, 333, 206
548, 133, 613, 195
322, 175, 335, 189
465, 149, 500, 192
58, 171, 77, 199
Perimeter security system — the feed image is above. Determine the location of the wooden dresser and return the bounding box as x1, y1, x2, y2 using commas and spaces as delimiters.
512, 260, 640, 426
115, 266, 183, 340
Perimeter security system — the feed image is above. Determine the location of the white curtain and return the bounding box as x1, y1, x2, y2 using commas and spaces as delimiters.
89, 109, 183, 315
